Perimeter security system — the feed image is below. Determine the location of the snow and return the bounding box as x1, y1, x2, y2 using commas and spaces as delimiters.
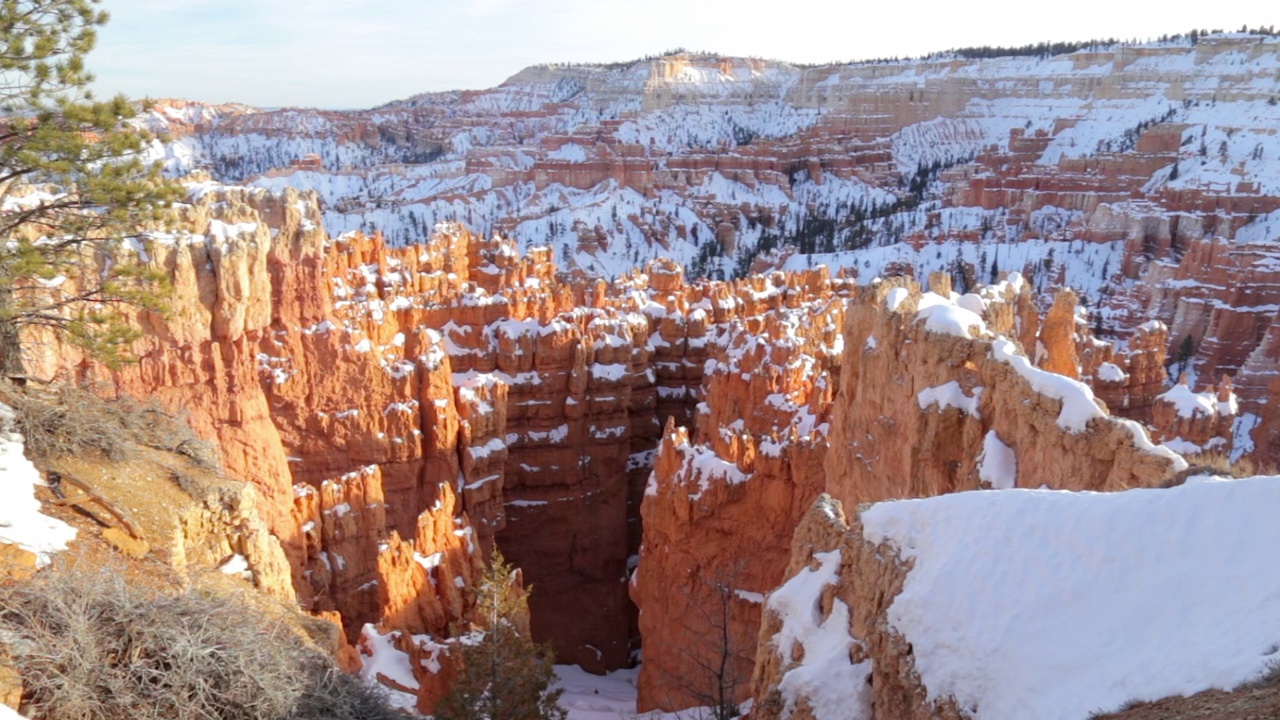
1158, 383, 1219, 419
218, 553, 251, 578
1095, 362, 1128, 383
0, 403, 77, 566
205, 219, 259, 250
680, 444, 749, 501
860, 475, 1280, 720
555, 665, 646, 720
991, 337, 1103, 432
0, 188, 62, 212
414, 551, 443, 571
1137, 320, 1167, 334
555, 664, 744, 720
1230, 413, 1261, 462
1235, 209, 1280, 244
988, 337, 1183, 469
357, 624, 421, 711
788, 238, 1125, 310
976, 430, 1017, 489
146, 36, 1280, 288
547, 143, 589, 163
590, 363, 629, 382
766, 546, 873, 720
916, 293, 988, 339
916, 381, 982, 417
884, 286, 910, 312
1161, 437, 1204, 455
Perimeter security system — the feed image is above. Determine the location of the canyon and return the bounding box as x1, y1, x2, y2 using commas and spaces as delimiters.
5, 30, 1280, 720
139, 34, 1280, 454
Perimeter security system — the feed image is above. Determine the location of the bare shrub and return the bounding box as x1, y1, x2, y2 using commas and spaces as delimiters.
1162, 450, 1278, 488
0, 384, 220, 470
0, 560, 404, 720
1239, 659, 1280, 691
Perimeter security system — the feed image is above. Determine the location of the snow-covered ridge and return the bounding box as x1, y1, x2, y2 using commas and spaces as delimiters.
859, 475, 1280, 720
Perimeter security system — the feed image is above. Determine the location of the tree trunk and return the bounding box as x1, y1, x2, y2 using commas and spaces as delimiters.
0, 284, 27, 376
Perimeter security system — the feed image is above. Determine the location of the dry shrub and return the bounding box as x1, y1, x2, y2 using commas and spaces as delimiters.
1162, 449, 1278, 488
0, 384, 220, 470
1240, 659, 1280, 691
0, 561, 405, 720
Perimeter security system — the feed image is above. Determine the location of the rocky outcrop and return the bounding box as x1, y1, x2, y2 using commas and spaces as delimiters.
1149, 374, 1238, 454
750, 496, 937, 720
18, 188, 497, 694
824, 278, 1183, 508
21, 182, 866, 682
633, 270, 1185, 713
131, 37, 1280, 479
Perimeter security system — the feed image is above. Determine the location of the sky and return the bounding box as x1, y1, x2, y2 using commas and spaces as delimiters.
91, 0, 1275, 109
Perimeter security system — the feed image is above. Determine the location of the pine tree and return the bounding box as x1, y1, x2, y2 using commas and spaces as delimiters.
0, 0, 179, 376
1177, 334, 1195, 366
435, 550, 566, 720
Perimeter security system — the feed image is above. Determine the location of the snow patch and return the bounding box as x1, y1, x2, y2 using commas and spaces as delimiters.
0, 403, 77, 566
916, 382, 982, 417
767, 549, 873, 720
976, 430, 1017, 489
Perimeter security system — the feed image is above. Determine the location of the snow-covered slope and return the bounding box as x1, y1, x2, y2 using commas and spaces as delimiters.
137, 35, 1280, 434
860, 475, 1280, 720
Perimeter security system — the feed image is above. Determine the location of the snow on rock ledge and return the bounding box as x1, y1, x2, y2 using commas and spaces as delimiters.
825, 277, 1185, 509
756, 481, 1280, 720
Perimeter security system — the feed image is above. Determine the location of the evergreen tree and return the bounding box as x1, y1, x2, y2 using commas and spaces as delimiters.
1176, 334, 1195, 366
0, 0, 178, 375
436, 551, 566, 720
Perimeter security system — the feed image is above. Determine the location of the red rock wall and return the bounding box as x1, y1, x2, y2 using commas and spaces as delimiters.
631, 271, 846, 711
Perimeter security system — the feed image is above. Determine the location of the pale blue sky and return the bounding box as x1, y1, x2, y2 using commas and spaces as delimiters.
90, 0, 1273, 109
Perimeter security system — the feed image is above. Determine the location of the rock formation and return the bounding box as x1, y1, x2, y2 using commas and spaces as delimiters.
633, 271, 1184, 712
1148, 374, 1238, 455
631, 269, 846, 710
824, 277, 1183, 506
